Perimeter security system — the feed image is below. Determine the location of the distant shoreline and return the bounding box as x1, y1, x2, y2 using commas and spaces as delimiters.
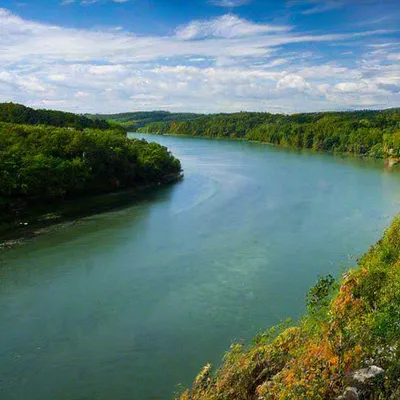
136, 132, 398, 163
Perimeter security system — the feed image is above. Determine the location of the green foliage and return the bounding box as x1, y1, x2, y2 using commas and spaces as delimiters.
373, 303, 400, 342
140, 112, 273, 138
0, 122, 181, 223
384, 131, 400, 157
306, 274, 336, 314
253, 319, 293, 346
0, 102, 120, 131
88, 110, 204, 131
141, 108, 400, 158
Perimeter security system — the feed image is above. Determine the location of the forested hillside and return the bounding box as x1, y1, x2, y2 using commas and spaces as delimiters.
0, 103, 116, 131
0, 122, 181, 224
140, 109, 400, 158
88, 111, 203, 131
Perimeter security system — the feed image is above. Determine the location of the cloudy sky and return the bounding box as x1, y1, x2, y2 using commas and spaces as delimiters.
0, 0, 399, 113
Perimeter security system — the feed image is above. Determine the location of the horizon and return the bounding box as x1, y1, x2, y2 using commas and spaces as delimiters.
5, 100, 400, 116
7, 102, 399, 116
1, 0, 399, 114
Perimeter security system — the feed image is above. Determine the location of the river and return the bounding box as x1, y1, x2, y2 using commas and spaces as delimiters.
1, 134, 400, 400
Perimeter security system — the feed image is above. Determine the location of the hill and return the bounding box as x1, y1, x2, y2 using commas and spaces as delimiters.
87, 111, 203, 131
0, 103, 116, 131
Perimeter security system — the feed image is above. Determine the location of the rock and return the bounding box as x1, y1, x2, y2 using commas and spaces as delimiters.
351, 366, 384, 385
342, 387, 359, 400
341, 366, 385, 399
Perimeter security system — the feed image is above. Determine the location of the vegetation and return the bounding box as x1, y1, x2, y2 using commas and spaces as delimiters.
179, 217, 400, 399
0, 122, 181, 224
140, 109, 400, 158
0, 102, 120, 131
88, 111, 203, 131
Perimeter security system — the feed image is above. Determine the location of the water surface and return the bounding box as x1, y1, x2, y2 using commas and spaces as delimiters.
1, 134, 400, 399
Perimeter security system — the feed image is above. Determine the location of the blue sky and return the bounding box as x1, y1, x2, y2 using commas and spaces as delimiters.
0, 0, 399, 113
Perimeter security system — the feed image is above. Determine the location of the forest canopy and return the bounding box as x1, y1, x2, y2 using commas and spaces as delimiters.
0, 103, 118, 131
0, 122, 181, 223
87, 110, 204, 131
139, 108, 400, 158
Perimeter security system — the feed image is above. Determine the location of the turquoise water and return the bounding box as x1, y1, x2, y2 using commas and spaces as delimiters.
1, 134, 400, 400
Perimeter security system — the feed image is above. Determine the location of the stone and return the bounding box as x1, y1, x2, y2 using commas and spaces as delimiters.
351, 366, 384, 385
340, 386, 359, 400
341, 366, 385, 399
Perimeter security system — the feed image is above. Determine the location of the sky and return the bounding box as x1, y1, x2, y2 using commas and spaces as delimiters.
0, 0, 399, 114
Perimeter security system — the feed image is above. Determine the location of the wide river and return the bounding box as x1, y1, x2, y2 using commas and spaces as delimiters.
2, 134, 400, 400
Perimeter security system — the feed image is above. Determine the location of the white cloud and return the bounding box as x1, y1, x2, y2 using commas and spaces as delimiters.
176, 14, 290, 40
298, 64, 359, 79
277, 74, 310, 91
302, 1, 345, 15
0, 8, 399, 113
388, 53, 400, 61
75, 91, 90, 98
0, 9, 392, 65
88, 65, 127, 74
287, 0, 347, 15
334, 80, 378, 94
210, 0, 252, 7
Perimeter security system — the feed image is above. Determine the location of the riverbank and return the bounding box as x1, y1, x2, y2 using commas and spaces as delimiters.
179, 215, 400, 399
138, 108, 400, 161
0, 172, 183, 250
139, 132, 400, 167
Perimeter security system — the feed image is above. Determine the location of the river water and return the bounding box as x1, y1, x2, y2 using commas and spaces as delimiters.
1, 134, 400, 400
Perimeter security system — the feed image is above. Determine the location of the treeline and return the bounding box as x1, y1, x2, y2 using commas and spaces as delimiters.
0, 123, 181, 223
140, 109, 400, 158
139, 112, 270, 138
88, 110, 203, 131
0, 103, 119, 131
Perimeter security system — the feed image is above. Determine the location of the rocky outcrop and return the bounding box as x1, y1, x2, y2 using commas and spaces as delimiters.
337, 366, 385, 399
351, 366, 384, 385
337, 386, 359, 400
